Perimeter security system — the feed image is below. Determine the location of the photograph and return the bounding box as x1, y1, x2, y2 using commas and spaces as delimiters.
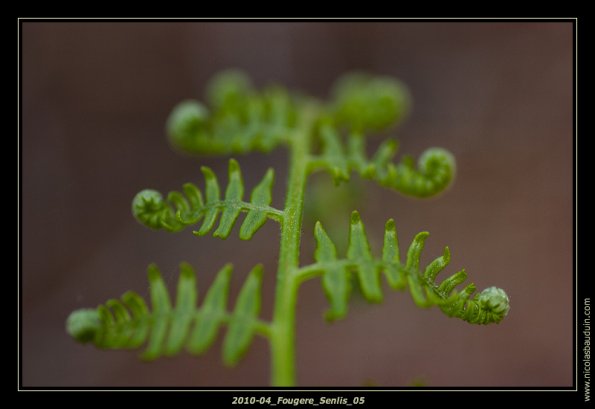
20, 20, 575, 391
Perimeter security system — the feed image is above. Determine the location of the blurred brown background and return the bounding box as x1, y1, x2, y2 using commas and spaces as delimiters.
21, 22, 573, 387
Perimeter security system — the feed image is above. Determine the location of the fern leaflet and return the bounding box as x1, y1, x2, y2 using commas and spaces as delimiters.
167, 70, 299, 155
66, 263, 270, 366
311, 124, 456, 198
132, 159, 283, 239
297, 211, 509, 324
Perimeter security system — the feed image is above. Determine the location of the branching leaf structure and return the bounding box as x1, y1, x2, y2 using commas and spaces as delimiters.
131, 159, 282, 239
313, 122, 456, 198
67, 70, 510, 386
67, 263, 269, 366
301, 211, 509, 324
167, 71, 297, 155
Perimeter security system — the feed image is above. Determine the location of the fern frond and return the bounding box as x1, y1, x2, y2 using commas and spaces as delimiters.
167, 70, 300, 155
66, 263, 270, 366
312, 124, 456, 198
132, 159, 283, 239
331, 72, 410, 132
299, 211, 509, 324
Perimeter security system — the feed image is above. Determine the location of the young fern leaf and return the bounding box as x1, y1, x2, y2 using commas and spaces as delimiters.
132, 159, 282, 239
167, 70, 299, 155
312, 123, 456, 198
67, 71, 509, 386
309, 72, 454, 197
302, 211, 510, 324
66, 263, 270, 366
331, 72, 411, 132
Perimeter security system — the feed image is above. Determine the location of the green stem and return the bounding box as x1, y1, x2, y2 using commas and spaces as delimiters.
270, 111, 315, 386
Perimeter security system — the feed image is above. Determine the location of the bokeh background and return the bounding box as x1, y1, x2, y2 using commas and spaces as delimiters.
22, 22, 573, 387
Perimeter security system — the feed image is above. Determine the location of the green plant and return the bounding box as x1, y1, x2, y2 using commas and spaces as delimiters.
66, 70, 510, 386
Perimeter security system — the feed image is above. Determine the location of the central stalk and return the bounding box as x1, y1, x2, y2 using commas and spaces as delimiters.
270, 109, 315, 386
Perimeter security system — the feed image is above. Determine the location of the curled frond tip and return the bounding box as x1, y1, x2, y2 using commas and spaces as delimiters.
309, 212, 509, 325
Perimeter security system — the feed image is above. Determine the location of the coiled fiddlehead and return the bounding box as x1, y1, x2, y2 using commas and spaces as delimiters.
314, 123, 456, 198
303, 71, 455, 198
297, 211, 509, 324
67, 263, 270, 366
132, 159, 283, 240
331, 72, 411, 132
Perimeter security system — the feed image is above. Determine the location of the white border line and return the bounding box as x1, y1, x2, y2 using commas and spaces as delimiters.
17, 16, 579, 393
